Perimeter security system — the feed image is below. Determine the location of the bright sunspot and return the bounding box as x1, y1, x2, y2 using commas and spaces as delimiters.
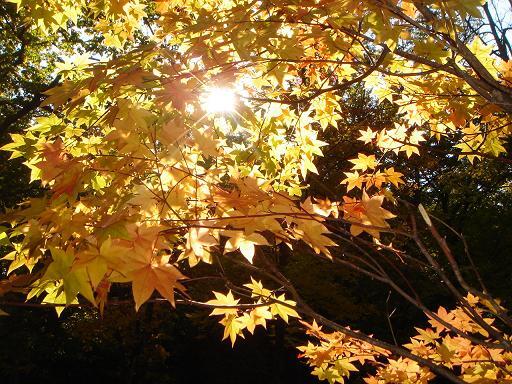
201, 87, 237, 114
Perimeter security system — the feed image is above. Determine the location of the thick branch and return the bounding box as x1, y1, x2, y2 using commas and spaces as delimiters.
0, 76, 60, 132
483, 2, 509, 60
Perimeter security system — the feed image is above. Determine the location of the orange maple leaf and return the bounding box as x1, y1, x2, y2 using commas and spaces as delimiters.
127, 253, 186, 310
343, 191, 395, 238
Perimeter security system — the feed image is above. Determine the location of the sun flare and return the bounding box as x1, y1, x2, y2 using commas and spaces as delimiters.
201, 87, 237, 114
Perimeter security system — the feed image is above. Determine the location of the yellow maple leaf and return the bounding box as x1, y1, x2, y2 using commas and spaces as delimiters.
244, 277, 272, 298
384, 167, 404, 187
241, 306, 273, 334
223, 231, 269, 263
270, 294, 300, 323
293, 219, 336, 257
349, 154, 378, 172
42, 247, 95, 306
206, 290, 240, 316
183, 226, 218, 266
341, 171, 365, 192
220, 314, 246, 346
358, 128, 377, 144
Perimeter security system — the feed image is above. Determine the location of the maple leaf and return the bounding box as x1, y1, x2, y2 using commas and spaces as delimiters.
3, 247, 40, 275
74, 237, 131, 289
400, 129, 425, 158
42, 247, 95, 305
128, 254, 186, 310
220, 314, 246, 346
270, 294, 299, 323
427, 306, 455, 332
114, 228, 187, 310
111, 67, 153, 94
384, 167, 404, 187
341, 171, 365, 192
206, 291, 248, 345
156, 80, 195, 111
413, 327, 440, 344
301, 197, 338, 218
41, 81, 82, 108
293, 218, 336, 257
241, 306, 273, 334
366, 171, 387, 189
244, 277, 272, 298
192, 126, 220, 157
223, 231, 269, 263
401, 2, 418, 18
334, 359, 358, 378
35, 139, 82, 198
183, 226, 218, 266
158, 117, 189, 145
206, 290, 240, 316
312, 365, 343, 384
300, 155, 319, 179
343, 192, 396, 239
348, 154, 378, 172
358, 128, 376, 144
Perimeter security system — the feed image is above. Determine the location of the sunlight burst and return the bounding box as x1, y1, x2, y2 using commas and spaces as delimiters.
201, 87, 237, 114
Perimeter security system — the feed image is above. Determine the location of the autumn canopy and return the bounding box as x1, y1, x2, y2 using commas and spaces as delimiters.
1, 0, 512, 383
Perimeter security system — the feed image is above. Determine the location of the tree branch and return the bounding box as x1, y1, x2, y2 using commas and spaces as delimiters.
0, 76, 60, 132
